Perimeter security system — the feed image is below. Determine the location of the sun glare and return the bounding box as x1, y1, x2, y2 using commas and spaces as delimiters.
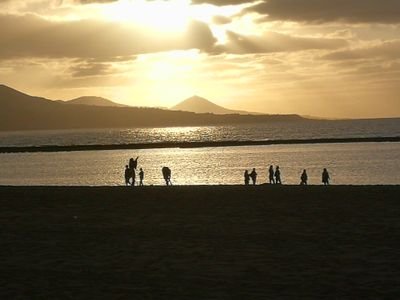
102, 0, 192, 32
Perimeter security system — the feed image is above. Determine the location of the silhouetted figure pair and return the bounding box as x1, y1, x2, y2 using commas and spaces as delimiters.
162, 166, 172, 186
322, 168, 330, 185
300, 169, 308, 185
244, 170, 250, 185
275, 166, 281, 184
124, 165, 136, 186
268, 165, 275, 184
250, 168, 257, 185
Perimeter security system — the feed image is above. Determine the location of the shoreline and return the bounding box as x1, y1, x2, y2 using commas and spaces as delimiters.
0, 136, 399, 153
1, 184, 400, 188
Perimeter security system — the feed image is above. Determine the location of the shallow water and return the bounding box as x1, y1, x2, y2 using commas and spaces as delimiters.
1, 142, 399, 186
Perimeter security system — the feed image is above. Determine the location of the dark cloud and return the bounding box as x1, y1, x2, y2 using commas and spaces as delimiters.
193, 0, 400, 24
0, 14, 217, 60
217, 30, 347, 54
247, 0, 400, 23
212, 15, 232, 25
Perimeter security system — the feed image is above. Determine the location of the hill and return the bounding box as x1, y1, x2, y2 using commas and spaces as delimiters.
0, 85, 305, 131
171, 96, 258, 115
63, 96, 129, 108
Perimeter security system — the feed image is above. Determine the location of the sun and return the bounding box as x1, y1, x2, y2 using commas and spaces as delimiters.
102, 0, 192, 32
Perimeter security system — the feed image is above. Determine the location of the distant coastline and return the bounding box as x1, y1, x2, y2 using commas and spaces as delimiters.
1, 136, 399, 153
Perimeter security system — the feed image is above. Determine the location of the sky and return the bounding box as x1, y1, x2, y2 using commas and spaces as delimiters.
0, 0, 399, 118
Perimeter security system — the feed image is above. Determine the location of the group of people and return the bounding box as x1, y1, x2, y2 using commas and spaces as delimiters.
124, 156, 173, 186
244, 166, 331, 186
124, 157, 144, 186
124, 156, 330, 186
244, 165, 282, 186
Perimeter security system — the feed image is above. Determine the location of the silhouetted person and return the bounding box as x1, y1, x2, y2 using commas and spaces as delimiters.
162, 166, 172, 186
129, 156, 139, 170
300, 169, 308, 185
268, 165, 275, 184
124, 165, 131, 186
244, 170, 250, 185
322, 168, 330, 185
139, 168, 144, 186
275, 166, 281, 184
250, 168, 257, 185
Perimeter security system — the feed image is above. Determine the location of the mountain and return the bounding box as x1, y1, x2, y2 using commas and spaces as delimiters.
0, 85, 305, 131
171, 96, 259, 115
63, 96, 129, 107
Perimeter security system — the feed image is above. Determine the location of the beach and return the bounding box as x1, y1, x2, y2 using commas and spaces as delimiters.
1, 185, 399, 299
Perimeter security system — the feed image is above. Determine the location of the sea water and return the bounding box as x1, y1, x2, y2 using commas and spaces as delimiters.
0, 142, 399, 186
0, 119, 399, 186
0, 119, 399, 147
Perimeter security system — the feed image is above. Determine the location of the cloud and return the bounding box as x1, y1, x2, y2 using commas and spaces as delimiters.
74, 0, 117, 3
192, 0, 400, 24
69, 62, 112, 77
0, 14, 217, 60
322, 40, 400, 60
217, 30, 347, 54
212, 15, 232, 25
247, 0, 400, 24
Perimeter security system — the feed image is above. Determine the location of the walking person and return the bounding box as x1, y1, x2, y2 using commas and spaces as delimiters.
250, 168, 257, 185
139, 168, 144, 186
268, 165, 275, 184
244, 170, 250, 185
300, 169, 308, 185
322, 168, 330, 185
162, 166, 172, 186
275, 166, 281, 184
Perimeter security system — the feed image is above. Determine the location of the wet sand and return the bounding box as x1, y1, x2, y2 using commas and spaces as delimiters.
1, 185, 399, 299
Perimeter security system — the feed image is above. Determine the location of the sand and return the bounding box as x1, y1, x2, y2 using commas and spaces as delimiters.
0, 185, 399, 299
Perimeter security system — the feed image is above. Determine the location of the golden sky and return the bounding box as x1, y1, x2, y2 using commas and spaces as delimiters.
0, 0, 399, 118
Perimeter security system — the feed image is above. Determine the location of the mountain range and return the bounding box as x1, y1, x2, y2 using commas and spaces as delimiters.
60, 96, 129, 108
0, 84, 304, 131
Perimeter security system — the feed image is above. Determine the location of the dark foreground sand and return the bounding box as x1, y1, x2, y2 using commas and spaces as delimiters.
0, 185, 399, 299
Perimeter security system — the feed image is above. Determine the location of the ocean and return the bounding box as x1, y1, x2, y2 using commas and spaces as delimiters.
0, 118, 399, 185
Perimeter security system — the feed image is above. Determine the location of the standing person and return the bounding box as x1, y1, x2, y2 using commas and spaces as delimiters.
162, 166, 172, 186
250, 168, 257, 185
322, 168, 330, 185
275, 166, 281, 184
244, 170, 250, 185
300, 169, 308, 185
268, 165, 275, 184
139, 168, 144, 186
124, 165, 131, 186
